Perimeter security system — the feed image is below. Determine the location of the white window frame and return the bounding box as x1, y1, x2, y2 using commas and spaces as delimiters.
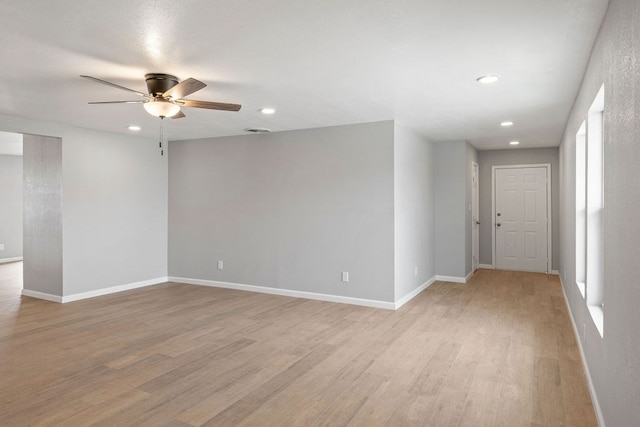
575, 121, 587, 298
580, 84, 605, 338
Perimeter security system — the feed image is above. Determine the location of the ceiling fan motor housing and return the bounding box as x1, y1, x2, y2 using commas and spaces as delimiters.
145, 73, 179, 97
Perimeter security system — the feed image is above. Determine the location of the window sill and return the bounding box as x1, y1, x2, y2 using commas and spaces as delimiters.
588, 304, 604, 338
576, 281, 586, 298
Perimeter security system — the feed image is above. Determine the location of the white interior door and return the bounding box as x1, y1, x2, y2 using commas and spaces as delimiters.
472, 162, 479, 272
495, 166, 548, 273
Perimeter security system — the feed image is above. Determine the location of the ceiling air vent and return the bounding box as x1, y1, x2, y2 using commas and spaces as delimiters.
244, 128, 271, 133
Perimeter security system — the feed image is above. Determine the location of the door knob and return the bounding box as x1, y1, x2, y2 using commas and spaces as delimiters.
476, 221, 480, 225
497, 213, 501, 217
496, 223, 501, 227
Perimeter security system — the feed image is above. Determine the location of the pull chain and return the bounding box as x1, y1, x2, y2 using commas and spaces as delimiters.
159, 117, 164, 156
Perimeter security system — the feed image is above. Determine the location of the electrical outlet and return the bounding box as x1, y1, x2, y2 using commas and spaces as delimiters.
217, 260, 223, 270
341, 272, 349, 282
0, 244, 4, 251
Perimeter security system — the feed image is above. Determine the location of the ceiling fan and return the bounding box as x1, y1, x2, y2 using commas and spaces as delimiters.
81, 73, 241, 119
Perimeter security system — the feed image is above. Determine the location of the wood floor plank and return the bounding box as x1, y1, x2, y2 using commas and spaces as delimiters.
138, 338, 256, 393
202, 344, 337, 426
532, 356, 566, 425
409, 340, 462, 395
0, 263, 597, 426
175, 350, 299, 425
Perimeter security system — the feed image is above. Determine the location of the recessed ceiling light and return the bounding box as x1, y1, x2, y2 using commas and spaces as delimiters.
260, 107, 276, 114
509, 141, 520, 145
476, 74, 500, 84
500, 121, 514, 127
128, 125, 141, 131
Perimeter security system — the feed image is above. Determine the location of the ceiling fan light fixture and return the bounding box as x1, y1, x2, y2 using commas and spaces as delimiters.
143, 99, 181, 118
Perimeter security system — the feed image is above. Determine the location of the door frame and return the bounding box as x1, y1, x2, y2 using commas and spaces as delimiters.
471, 161, 479, 272
491, 163, 552, 273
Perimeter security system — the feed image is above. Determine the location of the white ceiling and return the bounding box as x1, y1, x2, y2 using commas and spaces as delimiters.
0, 0, 608, 150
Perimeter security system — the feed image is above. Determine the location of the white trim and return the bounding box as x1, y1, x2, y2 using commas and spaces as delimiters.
395, 277, 436, 309
61, 277, 168, 303
434, 275, 467, 283
550, 269, 560, 275
0, 256, 23, 264
559, 276, 606, 427
478, 263, 495, 270
547, 165, 553, 273
465, 270, 473, 282
472, 161, 480, 273
588, 305, 604, 338
492, 163, 552, 273
21, 289, 63, 303
169, 277, 397, 310
23, 277, 170, 304
20, 274, 435, 310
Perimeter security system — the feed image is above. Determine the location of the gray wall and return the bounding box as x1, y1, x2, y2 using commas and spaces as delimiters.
477, 148, 560, 270
23, 134, 63, 296
0, 115, 168, 298
465, 143, 478, 274
559, 0, 640, 424
393, 123, 435, 300
169, 121, 396, 302
61, 128, 168, 295
434, 141, 467, 278
0, 154, 23, 260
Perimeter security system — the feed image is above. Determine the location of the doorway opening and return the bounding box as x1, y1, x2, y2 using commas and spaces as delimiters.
0, 131, 24, 295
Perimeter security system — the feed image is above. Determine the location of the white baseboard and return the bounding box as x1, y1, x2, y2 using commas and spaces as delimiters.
550, 269, 560, 275
0, 257, 23, 264
61, 277, 168, 303
434, 275, 467, 283
168, 276, 397, 310
559, 276, 605, 427
478, 263, 495, 269
22, 277, 168, 303
395, 277, 436, 309
21, 289, 63, 303
19, 274, 434, 311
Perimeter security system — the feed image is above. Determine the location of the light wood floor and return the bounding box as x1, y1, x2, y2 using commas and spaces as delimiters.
0, 262, 596, 426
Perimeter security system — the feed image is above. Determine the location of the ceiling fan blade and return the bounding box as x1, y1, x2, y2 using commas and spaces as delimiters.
163, 78, 206, 100
171, 110, 186, 119
179, 99, 242, 111
88, 100, 146, 104
80, 75, 149, 97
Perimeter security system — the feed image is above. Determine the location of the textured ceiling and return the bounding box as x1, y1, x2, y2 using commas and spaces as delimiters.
0, 0, 609, 149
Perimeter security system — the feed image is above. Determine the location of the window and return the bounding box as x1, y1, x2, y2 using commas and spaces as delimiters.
577, 84, 605, 337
